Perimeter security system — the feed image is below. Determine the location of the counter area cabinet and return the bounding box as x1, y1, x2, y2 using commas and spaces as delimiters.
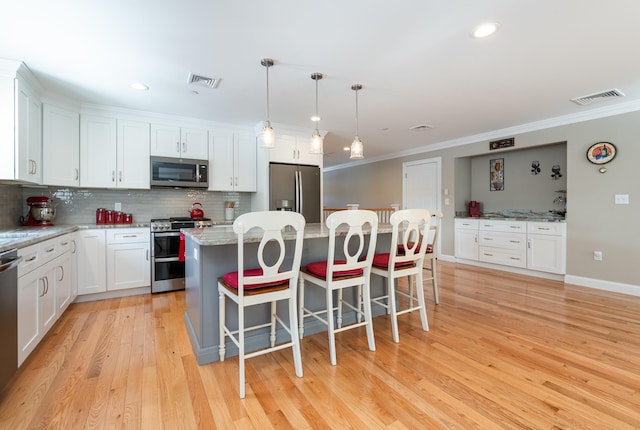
0, 59, 43, 184
17, 233, 75, 366
209, 131, 257, 192
150, 123, 208, 160
42, 103, 80, 186
455, 218, 566, 276
268, 134, 321, 166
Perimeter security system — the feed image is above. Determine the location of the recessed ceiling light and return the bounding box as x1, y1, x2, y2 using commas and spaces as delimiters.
472, 22, 500, 38
311, 115, 321, 122
130, 82, 149, 91
343, 147, 350, 151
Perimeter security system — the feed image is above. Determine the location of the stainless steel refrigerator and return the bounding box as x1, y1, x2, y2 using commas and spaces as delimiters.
269, 162, 321, 223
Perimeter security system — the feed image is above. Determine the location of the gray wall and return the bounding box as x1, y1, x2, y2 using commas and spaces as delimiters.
323, 110, 640, 288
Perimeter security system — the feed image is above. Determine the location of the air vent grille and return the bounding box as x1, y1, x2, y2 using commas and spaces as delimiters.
571, 88, 625, 106
187, 73, 220, 89
409, 124, 434, 131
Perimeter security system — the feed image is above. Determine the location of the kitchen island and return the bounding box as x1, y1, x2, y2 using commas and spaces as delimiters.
183, 222, 393, 365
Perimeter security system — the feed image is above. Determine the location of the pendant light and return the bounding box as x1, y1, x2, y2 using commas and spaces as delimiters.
350, 84, 364, 159
260, 58, 275, 148
309, 72, 324, 154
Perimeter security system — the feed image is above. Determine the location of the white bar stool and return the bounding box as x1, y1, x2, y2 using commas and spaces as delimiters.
298, 210, 378, 365
218, 211, 305, 398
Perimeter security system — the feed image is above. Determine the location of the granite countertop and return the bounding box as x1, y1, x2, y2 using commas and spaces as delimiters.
184, 222, 394, 246
456, 216, 566, 223
0, 223, 153, 253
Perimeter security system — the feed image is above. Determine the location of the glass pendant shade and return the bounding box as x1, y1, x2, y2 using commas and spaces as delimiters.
259, 58, 275, 148
350, 136, 364, 159
261, 121, 275, 148
350, 84, 364, 160
310, 129, 323, 154
309, 72, 323, 154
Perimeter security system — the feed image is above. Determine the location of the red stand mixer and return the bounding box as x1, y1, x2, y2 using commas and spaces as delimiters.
22, 196, 56, 226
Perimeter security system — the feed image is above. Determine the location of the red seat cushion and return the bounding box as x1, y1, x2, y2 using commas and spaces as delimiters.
221, 268, 287, 290
372, 253, 415, 269
397, 243, 433, 254
304, 260, 363, 278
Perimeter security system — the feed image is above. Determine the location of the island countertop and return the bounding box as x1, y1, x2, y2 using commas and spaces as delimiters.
183, 222, 394, 246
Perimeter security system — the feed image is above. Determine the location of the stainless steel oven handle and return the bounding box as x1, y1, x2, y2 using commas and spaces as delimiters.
0, 255, 22, 273
154, 257, 181, 263
152, 232, 181, 237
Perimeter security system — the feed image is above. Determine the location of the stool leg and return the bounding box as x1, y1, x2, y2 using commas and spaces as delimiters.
388, 277, 399, 343
357, 284, 362, 323
238, 304, 246, 398
432, 259, 440, 304
337, 289, 343, 329
270, 301, 277, 347
298, 277, 305, 339
326, 286, 337, 366
289, 292, 303, 377
219, 290, 226, 361
362, 278, 376, 352
415, 269, 429, 332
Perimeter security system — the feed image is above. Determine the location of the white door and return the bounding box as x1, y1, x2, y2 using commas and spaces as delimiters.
403, 157, 441, 212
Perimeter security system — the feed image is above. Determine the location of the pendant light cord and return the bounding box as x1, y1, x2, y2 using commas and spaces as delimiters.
265, 64, 270, 123
355, 86, 359, 138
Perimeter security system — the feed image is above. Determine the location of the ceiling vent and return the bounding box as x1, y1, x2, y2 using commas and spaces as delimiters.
570, 88, 625, 106
187, 73, 221, 89
409, 124, 434, 131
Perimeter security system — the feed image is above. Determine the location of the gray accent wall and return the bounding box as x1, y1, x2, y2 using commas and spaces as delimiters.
323, 110, 640, 289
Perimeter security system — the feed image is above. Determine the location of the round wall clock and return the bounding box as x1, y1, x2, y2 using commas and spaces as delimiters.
586, 142, 617, 165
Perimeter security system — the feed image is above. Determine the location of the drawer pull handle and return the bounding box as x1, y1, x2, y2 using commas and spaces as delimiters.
509, 257, 521, 260
26, 256, 37, 262
509, 240, 520, 243
122, 235, 137, 238
484, 238, 493, 240
538, 227, 551, 231
484, 253, 493, 256
509, 226, 521, 229
45, 247, 55, 253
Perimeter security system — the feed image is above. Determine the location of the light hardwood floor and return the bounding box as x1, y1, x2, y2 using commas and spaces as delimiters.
1, 261, 640, 429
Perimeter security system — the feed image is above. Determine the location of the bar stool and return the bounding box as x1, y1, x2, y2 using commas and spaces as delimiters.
370, 209, 431, 343
298, 210, 378, 365
218, 211, 305, 398
422, 211, 443, 304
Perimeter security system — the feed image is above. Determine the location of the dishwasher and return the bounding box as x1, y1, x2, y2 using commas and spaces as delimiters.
0, 248, 21, 391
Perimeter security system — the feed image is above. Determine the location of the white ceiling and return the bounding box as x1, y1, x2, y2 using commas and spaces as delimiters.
2, 1, 640, 168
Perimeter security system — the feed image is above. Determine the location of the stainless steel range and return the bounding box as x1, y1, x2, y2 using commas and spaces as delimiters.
150, 217, 213, 293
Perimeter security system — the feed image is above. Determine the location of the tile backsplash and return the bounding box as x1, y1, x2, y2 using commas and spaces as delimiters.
2, 184, 252, 227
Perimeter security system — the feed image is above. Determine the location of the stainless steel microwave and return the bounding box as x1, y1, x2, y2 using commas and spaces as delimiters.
150, 156, 208, 188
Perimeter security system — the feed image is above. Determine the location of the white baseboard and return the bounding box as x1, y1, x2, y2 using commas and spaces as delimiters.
564, 275, 640, 297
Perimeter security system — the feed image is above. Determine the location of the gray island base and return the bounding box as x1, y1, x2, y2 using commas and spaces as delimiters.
183, 223, 393, 365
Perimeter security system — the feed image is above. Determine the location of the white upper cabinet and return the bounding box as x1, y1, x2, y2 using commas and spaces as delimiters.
80, 115, 150, 189
209, 130, 257, 192
42, 103, 80, 187
268, 133, 321, 166
150, 123, 208, 160
0, 60, 43, 184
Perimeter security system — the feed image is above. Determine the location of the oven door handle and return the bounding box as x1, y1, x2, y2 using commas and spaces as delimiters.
0, 255, 22, 273
153, 232, 181, 238
154, 257, 181, 263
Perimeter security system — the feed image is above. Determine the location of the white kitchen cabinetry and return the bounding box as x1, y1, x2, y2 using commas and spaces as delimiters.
77, 229, 107, 295
527, 222, 566, 274
106, 228, 150, 291
268, 134, 321, 166
454, 219, 479, 260
80, 116, 150, 189
17, 233, 74, 366
209, 131, 257, 192
478, 220, 527, 268
42, 103, 80, 186
150, 123, 208, 160
0, 60, 43, 184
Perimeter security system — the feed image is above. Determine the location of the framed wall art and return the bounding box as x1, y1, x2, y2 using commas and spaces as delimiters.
586, 142, 616, 165
490, 158, 504, 191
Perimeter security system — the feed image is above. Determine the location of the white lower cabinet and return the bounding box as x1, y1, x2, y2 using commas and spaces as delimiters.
527, 222, 566, 274
454, 219, 479, 260
17, 233, 74, 366
77, 229, 107, 294
77, 228, 150, 295
455, 218, 566, 275
106, 229, 150, 291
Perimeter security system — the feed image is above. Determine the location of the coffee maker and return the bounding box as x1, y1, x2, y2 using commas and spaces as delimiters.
468, 200, 481, 217
22, 196, 56, 226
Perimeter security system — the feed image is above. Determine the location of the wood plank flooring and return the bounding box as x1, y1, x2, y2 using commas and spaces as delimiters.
1, 261, 640, 429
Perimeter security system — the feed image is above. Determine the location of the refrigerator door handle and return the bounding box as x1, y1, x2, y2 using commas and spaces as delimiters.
294, 170, 300, 213
298, 170, 304, 215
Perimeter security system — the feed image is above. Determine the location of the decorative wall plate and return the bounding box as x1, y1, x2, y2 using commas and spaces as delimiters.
586, 142, 616, 165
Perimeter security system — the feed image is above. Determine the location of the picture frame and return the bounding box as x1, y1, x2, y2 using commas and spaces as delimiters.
586, 142, 617, 165
490, 158, 504, 191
